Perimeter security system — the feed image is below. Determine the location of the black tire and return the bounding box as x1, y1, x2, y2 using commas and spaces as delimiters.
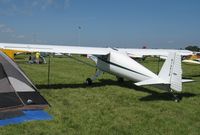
86, 78, 92, 85
173, 95, 180, 102
174, 98, 180, 102
117, 77, 124, 82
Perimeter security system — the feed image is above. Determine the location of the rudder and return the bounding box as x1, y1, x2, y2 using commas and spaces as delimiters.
158, 52, 182, 92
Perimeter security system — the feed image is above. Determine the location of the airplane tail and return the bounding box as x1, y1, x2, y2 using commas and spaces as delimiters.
135, 52, 193, 92
158, 52, 182, 92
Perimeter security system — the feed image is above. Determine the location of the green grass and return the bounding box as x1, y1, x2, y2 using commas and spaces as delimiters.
0, 56, 200, 135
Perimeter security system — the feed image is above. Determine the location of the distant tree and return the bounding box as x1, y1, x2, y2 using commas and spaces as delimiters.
185, 45, 200, 52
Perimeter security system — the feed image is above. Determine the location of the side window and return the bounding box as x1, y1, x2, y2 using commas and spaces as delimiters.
101, 55, 108, 60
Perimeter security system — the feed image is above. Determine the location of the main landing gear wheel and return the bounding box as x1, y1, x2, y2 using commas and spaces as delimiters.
86, 78, 92, 85
117, 77, 124, 82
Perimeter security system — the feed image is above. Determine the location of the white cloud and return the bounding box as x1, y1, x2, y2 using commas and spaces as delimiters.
0, 24, 15, 33
40, 0, 71, 10
0, 23, 48, 43
34, 0, 71, 9
64, 0, 70, 8
16, 35, 25, 38
0, 0, 72, 16
0, 24, 5, 28
167, 40, 175, 44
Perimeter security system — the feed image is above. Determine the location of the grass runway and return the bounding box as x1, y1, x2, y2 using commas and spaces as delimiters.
0, 56, 200, 135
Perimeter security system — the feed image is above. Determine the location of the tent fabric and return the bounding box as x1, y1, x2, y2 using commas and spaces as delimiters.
0, 51, 49, 111
0, 110, 52, 126
0, 63, 16, 93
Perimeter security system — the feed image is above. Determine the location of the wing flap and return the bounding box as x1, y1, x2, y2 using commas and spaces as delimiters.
119, 48, 193, 56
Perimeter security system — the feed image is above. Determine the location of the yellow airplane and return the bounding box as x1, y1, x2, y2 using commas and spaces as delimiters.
0, 49, 28, 59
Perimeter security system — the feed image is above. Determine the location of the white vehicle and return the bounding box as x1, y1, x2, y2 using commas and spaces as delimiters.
0, 43, 193, 102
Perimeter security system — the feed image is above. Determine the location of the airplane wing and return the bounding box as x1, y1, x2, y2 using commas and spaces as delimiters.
118, 48, 193, 57
0, 43, 110, 55
0, 43, 192, 56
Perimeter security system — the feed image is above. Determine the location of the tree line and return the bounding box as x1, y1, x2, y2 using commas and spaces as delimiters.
185, 45, 200, 52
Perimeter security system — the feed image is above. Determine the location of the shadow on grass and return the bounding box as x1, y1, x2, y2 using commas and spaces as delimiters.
184, 74, 200, 78
36, 79, 197, 101
139, 92, 196, 101
36, 79, 116, 89
118, 81, 197, 101
15, 61, 27, 64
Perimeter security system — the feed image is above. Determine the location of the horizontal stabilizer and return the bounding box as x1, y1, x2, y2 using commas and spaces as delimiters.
182, 79, 194, 83
135, 78, 193, 86
135, 78, 167, 86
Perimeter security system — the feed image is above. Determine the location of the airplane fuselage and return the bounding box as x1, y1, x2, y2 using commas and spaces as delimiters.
96, 50, 158, 82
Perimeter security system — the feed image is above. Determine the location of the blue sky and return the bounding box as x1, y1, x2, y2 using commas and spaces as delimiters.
0, 0, 199, 48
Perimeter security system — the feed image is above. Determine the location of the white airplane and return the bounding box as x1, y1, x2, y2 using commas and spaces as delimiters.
0, 43, 193, 102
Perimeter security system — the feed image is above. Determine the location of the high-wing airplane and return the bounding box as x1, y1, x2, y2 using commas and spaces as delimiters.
0, 43, 193, 102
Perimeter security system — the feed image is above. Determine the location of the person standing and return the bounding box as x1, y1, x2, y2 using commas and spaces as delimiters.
35, 52, 40, 64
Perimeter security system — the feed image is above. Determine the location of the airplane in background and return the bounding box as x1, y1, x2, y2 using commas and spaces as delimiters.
0, 48, 27, 59
182, 52, 200, 64
0, 43, 194, 102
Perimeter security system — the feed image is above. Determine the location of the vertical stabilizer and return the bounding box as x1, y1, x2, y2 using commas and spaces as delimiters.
170, 53, 182, 92
158, 52, 182, 92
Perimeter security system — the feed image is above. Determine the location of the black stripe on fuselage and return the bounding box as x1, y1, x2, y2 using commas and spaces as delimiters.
97, 57, 150, 77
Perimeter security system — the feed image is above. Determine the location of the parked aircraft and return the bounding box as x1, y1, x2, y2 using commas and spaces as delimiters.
182, 52, 200, 64
0, 43, 193, 102
0, 48, 27, 59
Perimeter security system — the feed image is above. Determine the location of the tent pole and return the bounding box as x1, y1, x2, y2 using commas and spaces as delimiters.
47, 54, 50, 87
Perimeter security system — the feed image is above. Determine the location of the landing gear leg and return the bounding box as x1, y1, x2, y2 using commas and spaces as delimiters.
85, 69, 103, 85
170, 89, 182, 102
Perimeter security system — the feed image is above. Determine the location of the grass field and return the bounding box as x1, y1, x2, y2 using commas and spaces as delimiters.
0, 55, 200, 135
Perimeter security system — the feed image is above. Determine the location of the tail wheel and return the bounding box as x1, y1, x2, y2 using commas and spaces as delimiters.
174, 94, 182, 102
